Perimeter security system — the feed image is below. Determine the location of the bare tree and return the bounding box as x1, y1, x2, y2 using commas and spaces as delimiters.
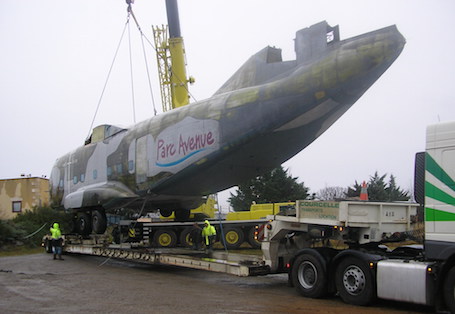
316, 186, 347, 200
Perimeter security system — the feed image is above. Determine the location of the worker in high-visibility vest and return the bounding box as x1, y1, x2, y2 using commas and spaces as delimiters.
201, 220, 216, 251
50, 222, 64, 260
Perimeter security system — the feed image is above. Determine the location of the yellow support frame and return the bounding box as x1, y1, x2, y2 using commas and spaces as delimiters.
152, 25, 191, 112
152, 25, 173, 112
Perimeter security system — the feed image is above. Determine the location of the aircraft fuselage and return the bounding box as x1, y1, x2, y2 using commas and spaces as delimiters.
50, 22, 405, 223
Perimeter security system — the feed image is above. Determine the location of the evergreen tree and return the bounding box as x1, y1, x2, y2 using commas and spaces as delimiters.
229, 166, 309, 211
385, 174, 410, 201
346, 181, 363, 199
368, 172, 388, 201
346, 171, 410, 202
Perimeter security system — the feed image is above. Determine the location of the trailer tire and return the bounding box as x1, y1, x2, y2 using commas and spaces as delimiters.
223, 227, 244, 249
92, 209, 107, 234
76, 212, 92, 236
179, 227, 193, 248
247, 227, 261, 249
335, 257, 376, 306
153, 229, 177, 248
292, 254, 327, 298
443, 266, 455, 313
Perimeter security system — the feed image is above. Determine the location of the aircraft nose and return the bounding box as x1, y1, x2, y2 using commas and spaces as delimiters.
389, 25, 406, 54
370, 25, 406, 67
340, 25, 405, 74
330, 25, 406, 103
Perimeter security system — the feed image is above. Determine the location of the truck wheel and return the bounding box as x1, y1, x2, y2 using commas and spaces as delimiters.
291, 254, 327, 298
153, 229, 177, 248
76, 212, 92, 236
179, 227, 193, 248
223, 227, 244, 249
247, 227, 261, 249
444, 266, 455, 313
92, 209, 107, 234
335, 257, 376, 306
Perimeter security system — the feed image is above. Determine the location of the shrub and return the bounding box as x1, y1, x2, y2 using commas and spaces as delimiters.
0, 206, 73, 248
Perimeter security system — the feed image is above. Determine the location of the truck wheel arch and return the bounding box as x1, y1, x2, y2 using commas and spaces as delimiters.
290, 251, 329, 298
289, 248, 336, 287
329, 250, 383, 298
335, 256, 377, 306
330, 250, 384, 276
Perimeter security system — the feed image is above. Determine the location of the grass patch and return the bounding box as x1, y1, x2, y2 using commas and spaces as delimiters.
0, 246, 44, 257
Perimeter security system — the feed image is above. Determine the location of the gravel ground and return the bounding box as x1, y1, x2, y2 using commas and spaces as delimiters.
0, 252, 432, 313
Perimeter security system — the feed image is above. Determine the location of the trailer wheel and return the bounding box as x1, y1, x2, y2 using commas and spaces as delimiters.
444, 266, 455, 313
223, 227, 244, 249
179, 227, 193, 248
76, 212, 92, 236
92, 209, 107, 234
335, 257, 376, 306
153, 229, 177, 248
291, 254, 327, 298
247, 227, 261, 249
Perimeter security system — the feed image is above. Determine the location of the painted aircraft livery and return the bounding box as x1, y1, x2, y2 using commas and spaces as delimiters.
50, 21, 406, 235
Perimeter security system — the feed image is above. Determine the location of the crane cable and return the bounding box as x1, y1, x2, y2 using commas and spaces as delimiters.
127, 4, 159, 116
86, 1, 202, 141
127, 15, 136, 124
86, 4, 161, 141
86, 15, 130, 141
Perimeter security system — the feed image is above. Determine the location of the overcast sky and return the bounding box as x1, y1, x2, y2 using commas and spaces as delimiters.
1, 0, 454, 209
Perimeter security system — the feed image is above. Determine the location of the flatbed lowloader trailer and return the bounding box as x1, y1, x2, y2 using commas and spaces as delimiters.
55, 234, 270, 277
49, 199, 423, 303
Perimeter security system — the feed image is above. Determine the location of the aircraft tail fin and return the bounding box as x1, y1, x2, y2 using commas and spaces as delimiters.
213, 21, 340, 96
213, 46, 294, 95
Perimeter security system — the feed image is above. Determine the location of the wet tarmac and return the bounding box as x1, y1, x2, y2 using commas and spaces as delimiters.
0, 252, 432, 313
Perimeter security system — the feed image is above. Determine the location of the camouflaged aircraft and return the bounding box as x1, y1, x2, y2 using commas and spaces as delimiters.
49, 21, 405, 235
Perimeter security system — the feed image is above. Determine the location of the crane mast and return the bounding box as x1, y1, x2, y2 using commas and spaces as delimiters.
153, 0, 193, 112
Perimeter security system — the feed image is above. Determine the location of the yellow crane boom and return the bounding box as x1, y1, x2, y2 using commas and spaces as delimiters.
153, 0, 193, 112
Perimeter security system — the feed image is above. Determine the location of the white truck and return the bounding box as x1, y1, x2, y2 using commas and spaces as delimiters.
261, 121, 455, 312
